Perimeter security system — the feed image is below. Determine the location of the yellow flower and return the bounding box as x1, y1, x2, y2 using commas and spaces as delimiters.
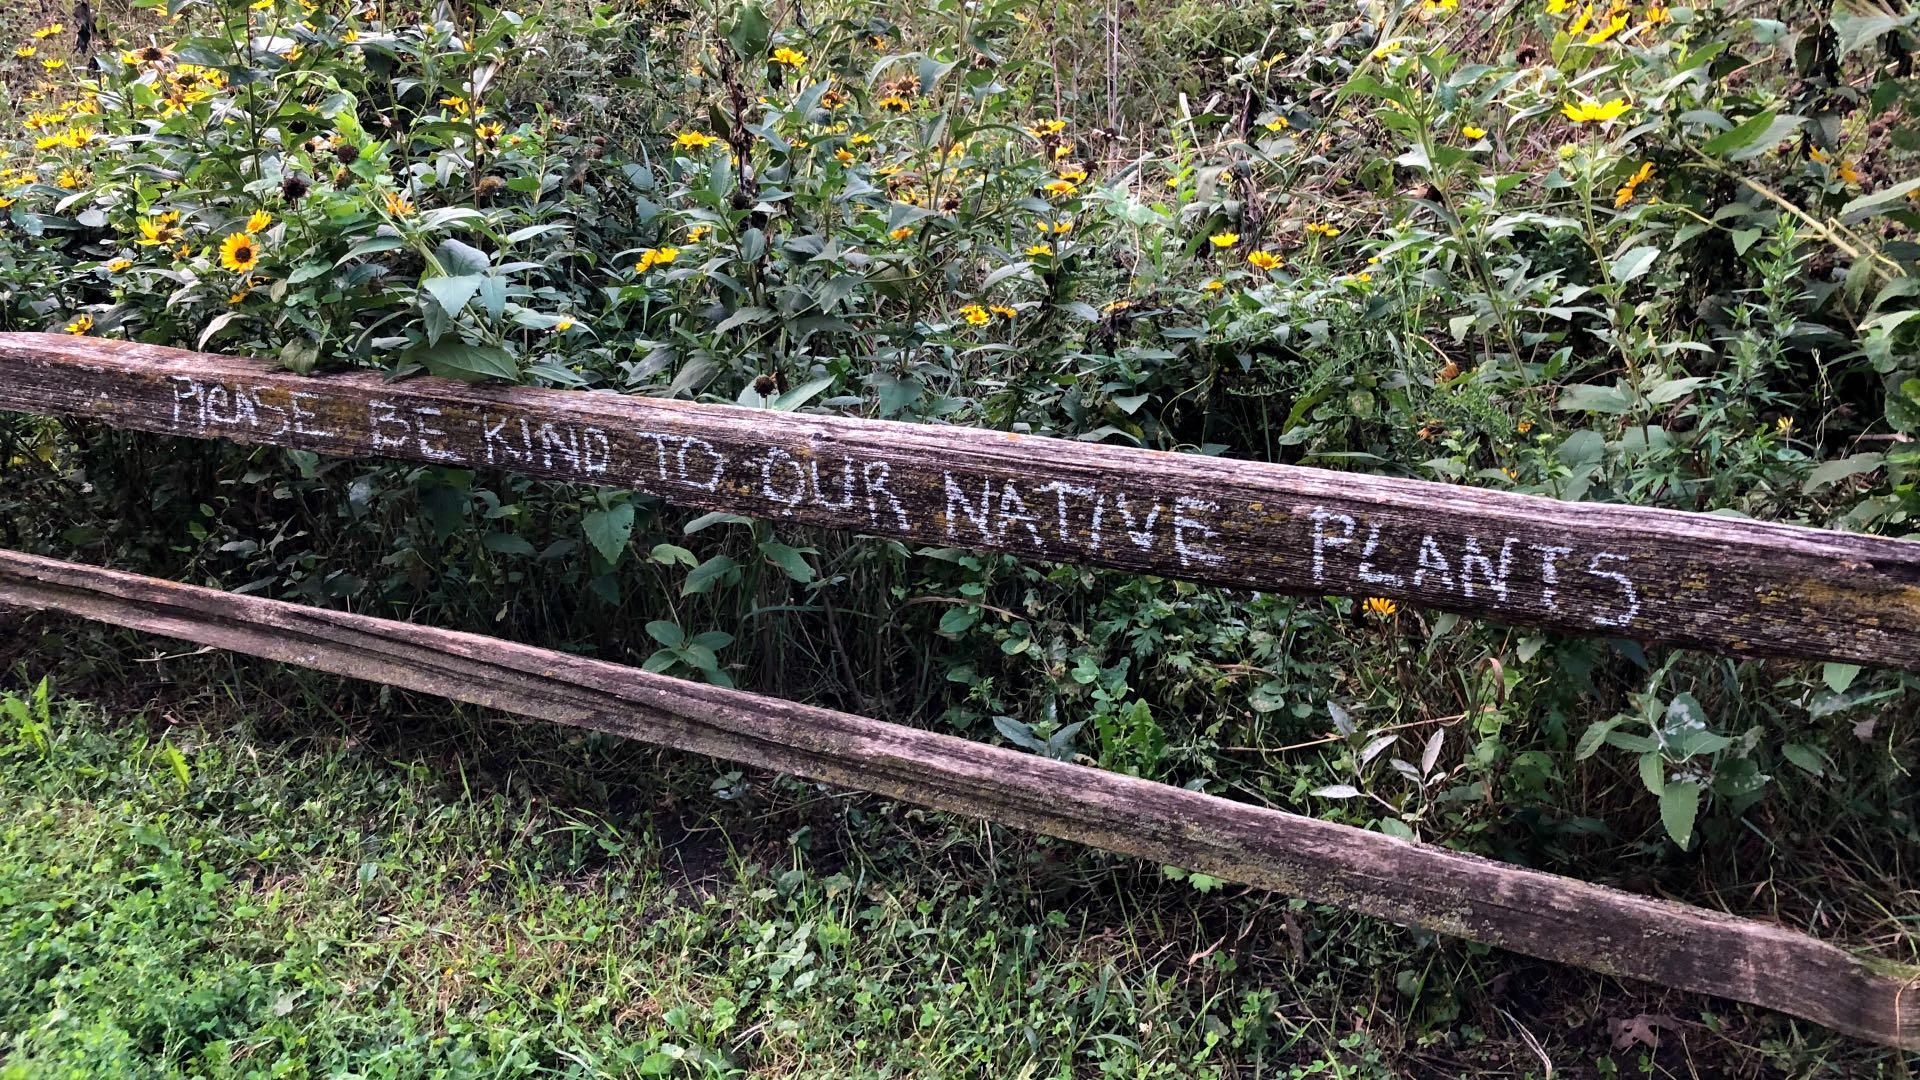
1044, 179, 1079, 197
1363, 597, 1398, 618
1462, 124, 1487, 139
1837, 160, 1861, 185
474, 122, 504, 143
1561, 96, 1630, 123
1586, 11, 1630, 43
552, 318, 575, 333
1808, 147, 1830, 163
635, 246, 679, 271
889, 226, 913, 241
439, 96, 473, 115
1566, 4, 1594, 35
0, 197, 15, 209
1517, 420, 1535, 434
1248, 250, 1283, 271
43, 58, 65, 70
105, 257, 132, 272
1546, 0, 1570, 11
250, 0, 273, 9
1421, 0, 1459, 14
383, 190, 415, 217
1613, 161, 1654, 206
33, 23, 64, 39
1201, 279, 1223, 291
1776, 416, 1794, 436
878, 95, 911, 113
1041, 219, 1073, 235
835, 148, 856, 163
56, 168, 84, 189
769, 46, 807, 67
1056, 164, 1088, 183
1025, 243, 1053, 257
1024, 119, 1067, 138
1643, 3, 1670, 25
219, 231, 261, 272
14, 45, 35, 59
1305, 222, 1341, 238
64, 314, 94, 335
685, 225, 711, 242
989, 304, 1017, 320
958, 303, 990, 326
1210, 232, 1239, 249
1263, 117, 1290, 132
850, 132, 875, 146
1103, 299, 1133, 314
136, 214, 183, 246
674, 131, 719, 149
245, 210, 273, 233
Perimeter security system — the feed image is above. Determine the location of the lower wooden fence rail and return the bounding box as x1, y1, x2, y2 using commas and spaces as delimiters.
1, 548, 1914, 1049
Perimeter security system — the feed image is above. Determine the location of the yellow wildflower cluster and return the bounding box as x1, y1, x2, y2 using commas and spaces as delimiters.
635, 246, 679, 272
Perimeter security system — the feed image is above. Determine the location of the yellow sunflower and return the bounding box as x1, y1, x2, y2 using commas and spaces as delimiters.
219, 231, 261, 272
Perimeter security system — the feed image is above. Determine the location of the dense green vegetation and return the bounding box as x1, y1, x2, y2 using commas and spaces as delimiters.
1, 0, 1917, 1073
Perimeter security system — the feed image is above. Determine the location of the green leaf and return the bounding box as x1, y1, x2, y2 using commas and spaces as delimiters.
481, 532, 536, 556
1637, 751, 1666, 796
1781, 742, 1826, 778
649, 543, 698, 567
645, 620, 685, 648
681, 554, 739, 596
409, 340, 518, 383
582, 504, 635, 566
758, 541, 816, 583
1575, 718, 1624, 760
726, 3, 771, 59
435, 237, 491, 275
937, 606, 979, 635
1822, 661, 1861, 694
422, 274, 485, 317
1609, 245, 1661, 284
1658, 781, 1701, 849
1556, 382, 1632, 414
1699, 110, 1803, 161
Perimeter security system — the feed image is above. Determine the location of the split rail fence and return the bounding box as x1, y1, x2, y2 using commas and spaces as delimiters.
1, 333, 1916, 1049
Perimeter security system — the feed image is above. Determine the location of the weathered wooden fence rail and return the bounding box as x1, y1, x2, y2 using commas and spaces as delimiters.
1, 547, 1914, 1049
5, 333, 1920, 668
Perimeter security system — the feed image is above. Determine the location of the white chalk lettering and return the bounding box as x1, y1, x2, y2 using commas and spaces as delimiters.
1173, 496, 1222, 567
862, 461, 911, 531
994, 481, 1046, 547
1356, 521, 1401, 586
1585, 552, 1640, 627
414, 406, 458, 462
1459, 536, 1516, 601
1112, 493, 1162, 551
368, 400, 410, 451
1309, 507, 1356, 582
944, 473, 994, 539
759, 448, 808, 507
1531, 544, 1572, 609
1412, 534, 1454, 590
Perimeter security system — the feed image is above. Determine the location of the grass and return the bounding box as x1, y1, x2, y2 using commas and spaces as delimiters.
0, 658, 1911, 1079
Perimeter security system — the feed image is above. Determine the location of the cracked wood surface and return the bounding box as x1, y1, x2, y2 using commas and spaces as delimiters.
0, 547, 1915, 1049
3, 334, 1919, 666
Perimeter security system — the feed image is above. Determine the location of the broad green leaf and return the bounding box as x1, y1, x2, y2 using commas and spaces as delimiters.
1822, 661, 1861, 694
758, 540, 816, 583
1609, 245, 1661, 283
1781, 742, 1826, 778
1699, 110, 1803, 160
582, 504, 635, 565
421, 274, 484, 317
645, 620, 685, 648
681, 554, 739, 596
409, 340, 518, 382
1658, 781, 1701, 848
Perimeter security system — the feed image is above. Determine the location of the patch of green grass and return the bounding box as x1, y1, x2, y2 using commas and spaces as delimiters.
0, 677, 1905, 1078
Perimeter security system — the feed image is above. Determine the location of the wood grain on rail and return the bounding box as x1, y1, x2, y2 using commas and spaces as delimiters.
4, 333, 1919, 667
1, 546, 1914, 1049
